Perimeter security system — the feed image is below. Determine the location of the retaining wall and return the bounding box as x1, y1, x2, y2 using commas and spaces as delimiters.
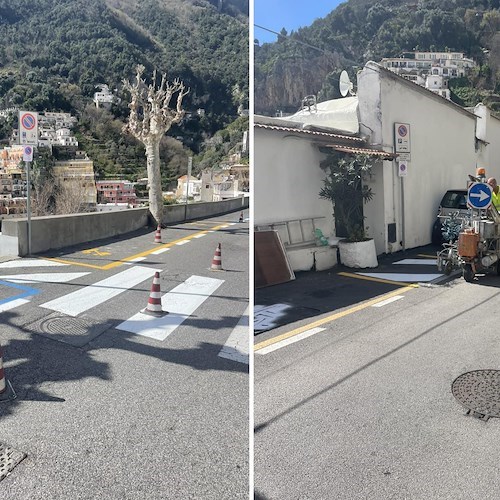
0, 197, 248, 256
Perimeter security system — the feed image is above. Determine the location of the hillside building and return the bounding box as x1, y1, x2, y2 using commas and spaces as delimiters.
0, 145, 28, 214
52, 156, 97, 208
380, 51, 476, 100
96, 180, 138, 206
93, 84, 118, 109
176, 175, 202, 202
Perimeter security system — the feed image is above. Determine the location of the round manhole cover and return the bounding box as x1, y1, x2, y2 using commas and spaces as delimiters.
452, 370, 500, 419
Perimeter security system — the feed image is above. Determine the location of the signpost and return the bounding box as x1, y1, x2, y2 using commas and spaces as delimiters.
184, 157, 192, 219
19, 111, 38, 256
467, 182, 492, 210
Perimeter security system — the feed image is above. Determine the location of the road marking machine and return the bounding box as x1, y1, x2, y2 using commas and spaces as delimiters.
437, 170, 500, 282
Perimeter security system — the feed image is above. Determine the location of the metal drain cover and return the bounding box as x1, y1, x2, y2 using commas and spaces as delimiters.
452, 370, 500, 421
0, 442, 26, 482
26, 313, 111, 347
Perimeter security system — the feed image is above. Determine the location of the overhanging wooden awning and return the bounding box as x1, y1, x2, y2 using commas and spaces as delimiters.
318, 144, 396, 159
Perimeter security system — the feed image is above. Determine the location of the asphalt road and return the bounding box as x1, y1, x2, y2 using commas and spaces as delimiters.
254, 257, 500, 499
0, 211, 249, 499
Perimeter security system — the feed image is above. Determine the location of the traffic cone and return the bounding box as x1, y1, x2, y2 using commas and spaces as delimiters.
239, 212, 244, 222
0, 343, 15, 402
142, 272, 168, 317
210, 243, 223, 271
154, 225, 162, 243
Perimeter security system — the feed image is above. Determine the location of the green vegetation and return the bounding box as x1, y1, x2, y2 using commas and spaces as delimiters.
255, 0, 500, 114
0, 0, 248, 181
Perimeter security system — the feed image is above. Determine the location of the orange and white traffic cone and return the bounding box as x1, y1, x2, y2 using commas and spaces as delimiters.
239, 212, 244, 222
0, 343, 15, 402
154, 225, 162, 244
210, 243, 223, 271
142, 272, 168, 317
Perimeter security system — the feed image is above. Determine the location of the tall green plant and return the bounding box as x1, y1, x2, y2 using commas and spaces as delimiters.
319, 153, 375, 242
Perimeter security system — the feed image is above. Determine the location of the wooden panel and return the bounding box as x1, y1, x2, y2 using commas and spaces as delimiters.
255, 231, 295, 288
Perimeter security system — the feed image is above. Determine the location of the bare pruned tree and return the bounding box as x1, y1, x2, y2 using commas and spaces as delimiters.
122, 65, 189, 225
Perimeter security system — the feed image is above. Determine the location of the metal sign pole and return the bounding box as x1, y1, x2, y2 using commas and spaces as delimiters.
25, 160, 31, 256
184, 157, 192, 220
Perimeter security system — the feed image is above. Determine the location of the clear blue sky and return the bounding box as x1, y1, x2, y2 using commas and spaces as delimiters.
254, 0, 345, 44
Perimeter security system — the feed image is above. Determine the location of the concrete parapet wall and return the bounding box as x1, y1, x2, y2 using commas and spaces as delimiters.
1, 197, 249, 256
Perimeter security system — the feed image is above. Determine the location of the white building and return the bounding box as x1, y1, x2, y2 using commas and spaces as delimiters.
175, 175, 202, 202
255, 60, 500, 270
94, 85, 116, 109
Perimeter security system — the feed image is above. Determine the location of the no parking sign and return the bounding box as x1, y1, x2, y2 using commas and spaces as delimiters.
18, 110, 38, 146
23, 145, 33, 162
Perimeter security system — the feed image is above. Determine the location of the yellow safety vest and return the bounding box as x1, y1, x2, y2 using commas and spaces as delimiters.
492, 190, 500, 211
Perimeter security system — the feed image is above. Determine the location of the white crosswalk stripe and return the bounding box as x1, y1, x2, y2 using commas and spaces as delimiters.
116, 275, 224, 341
0, 273, 89, 284
40, 266, 160, 317
0, 259, 68, 268
218, 307, 249, 364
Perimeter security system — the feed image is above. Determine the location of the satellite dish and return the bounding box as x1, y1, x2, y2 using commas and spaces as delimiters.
339, 70, 355, 97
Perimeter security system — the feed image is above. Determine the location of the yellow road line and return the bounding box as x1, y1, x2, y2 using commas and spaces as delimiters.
338, 271, 420, 288
46, 223, 228, 270
254, 285, 416, 352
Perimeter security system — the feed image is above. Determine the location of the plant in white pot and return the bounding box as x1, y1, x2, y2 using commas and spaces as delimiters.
319, 152, 378, 268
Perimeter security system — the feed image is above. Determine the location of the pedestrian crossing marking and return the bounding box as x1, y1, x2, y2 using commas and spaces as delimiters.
355, 272, 442, 282
40, 266, 160, 317
393, 259, 438, 265
338, 272, 419, 287
0, 273, 89, 284
116, 275, 224, 341
218, 307, 249, 364
0, 259, 69, 268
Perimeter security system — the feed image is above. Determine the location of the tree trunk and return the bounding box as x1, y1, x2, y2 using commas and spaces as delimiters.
145, 139, 164, 225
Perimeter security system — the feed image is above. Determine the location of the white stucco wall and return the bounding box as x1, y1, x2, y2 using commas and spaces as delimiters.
254, 126, 335, 241
476, 104, 500, 178
358, 61, 480, 252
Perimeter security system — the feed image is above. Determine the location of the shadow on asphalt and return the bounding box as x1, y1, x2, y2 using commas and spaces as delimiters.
0, 307, 248, 420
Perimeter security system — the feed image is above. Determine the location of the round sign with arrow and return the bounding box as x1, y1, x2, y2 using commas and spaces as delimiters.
467, 182, 492, 209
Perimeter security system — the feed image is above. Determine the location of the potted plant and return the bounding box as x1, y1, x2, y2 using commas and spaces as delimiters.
319, 152, 378, 268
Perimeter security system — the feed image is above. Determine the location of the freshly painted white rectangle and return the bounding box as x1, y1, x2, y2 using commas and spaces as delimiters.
193, 234, 206, 239
0, 298, 30, 312
0, 259, 68, 268
393, 259, 437, 265
356, 272, 443, 282
218, 307, 249, 364
151, 248, 170, 255
40, 266, 159, 317
256, 327, 326, 355
175, 241, 190, 246
129, 257, 146, 263
0, 272, 89, 284
372, 295, 404, 308
116, 275, 224, 341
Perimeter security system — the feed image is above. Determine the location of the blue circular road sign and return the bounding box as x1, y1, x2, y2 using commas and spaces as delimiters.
467, 182, 492, 209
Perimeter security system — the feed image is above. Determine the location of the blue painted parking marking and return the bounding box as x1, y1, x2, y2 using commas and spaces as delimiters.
0, 279, 40, 305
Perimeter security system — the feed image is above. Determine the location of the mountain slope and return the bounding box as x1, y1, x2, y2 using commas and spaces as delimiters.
255, 0, 499, 114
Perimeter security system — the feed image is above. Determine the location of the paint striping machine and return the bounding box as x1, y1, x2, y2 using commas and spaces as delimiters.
437, 172, 500, 282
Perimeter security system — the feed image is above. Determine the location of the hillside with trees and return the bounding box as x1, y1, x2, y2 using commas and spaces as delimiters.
0, 0, 248, 185
255, 0, 500, 115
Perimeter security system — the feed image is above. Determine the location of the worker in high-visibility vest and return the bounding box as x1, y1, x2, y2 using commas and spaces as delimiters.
487, 177, 500, 211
